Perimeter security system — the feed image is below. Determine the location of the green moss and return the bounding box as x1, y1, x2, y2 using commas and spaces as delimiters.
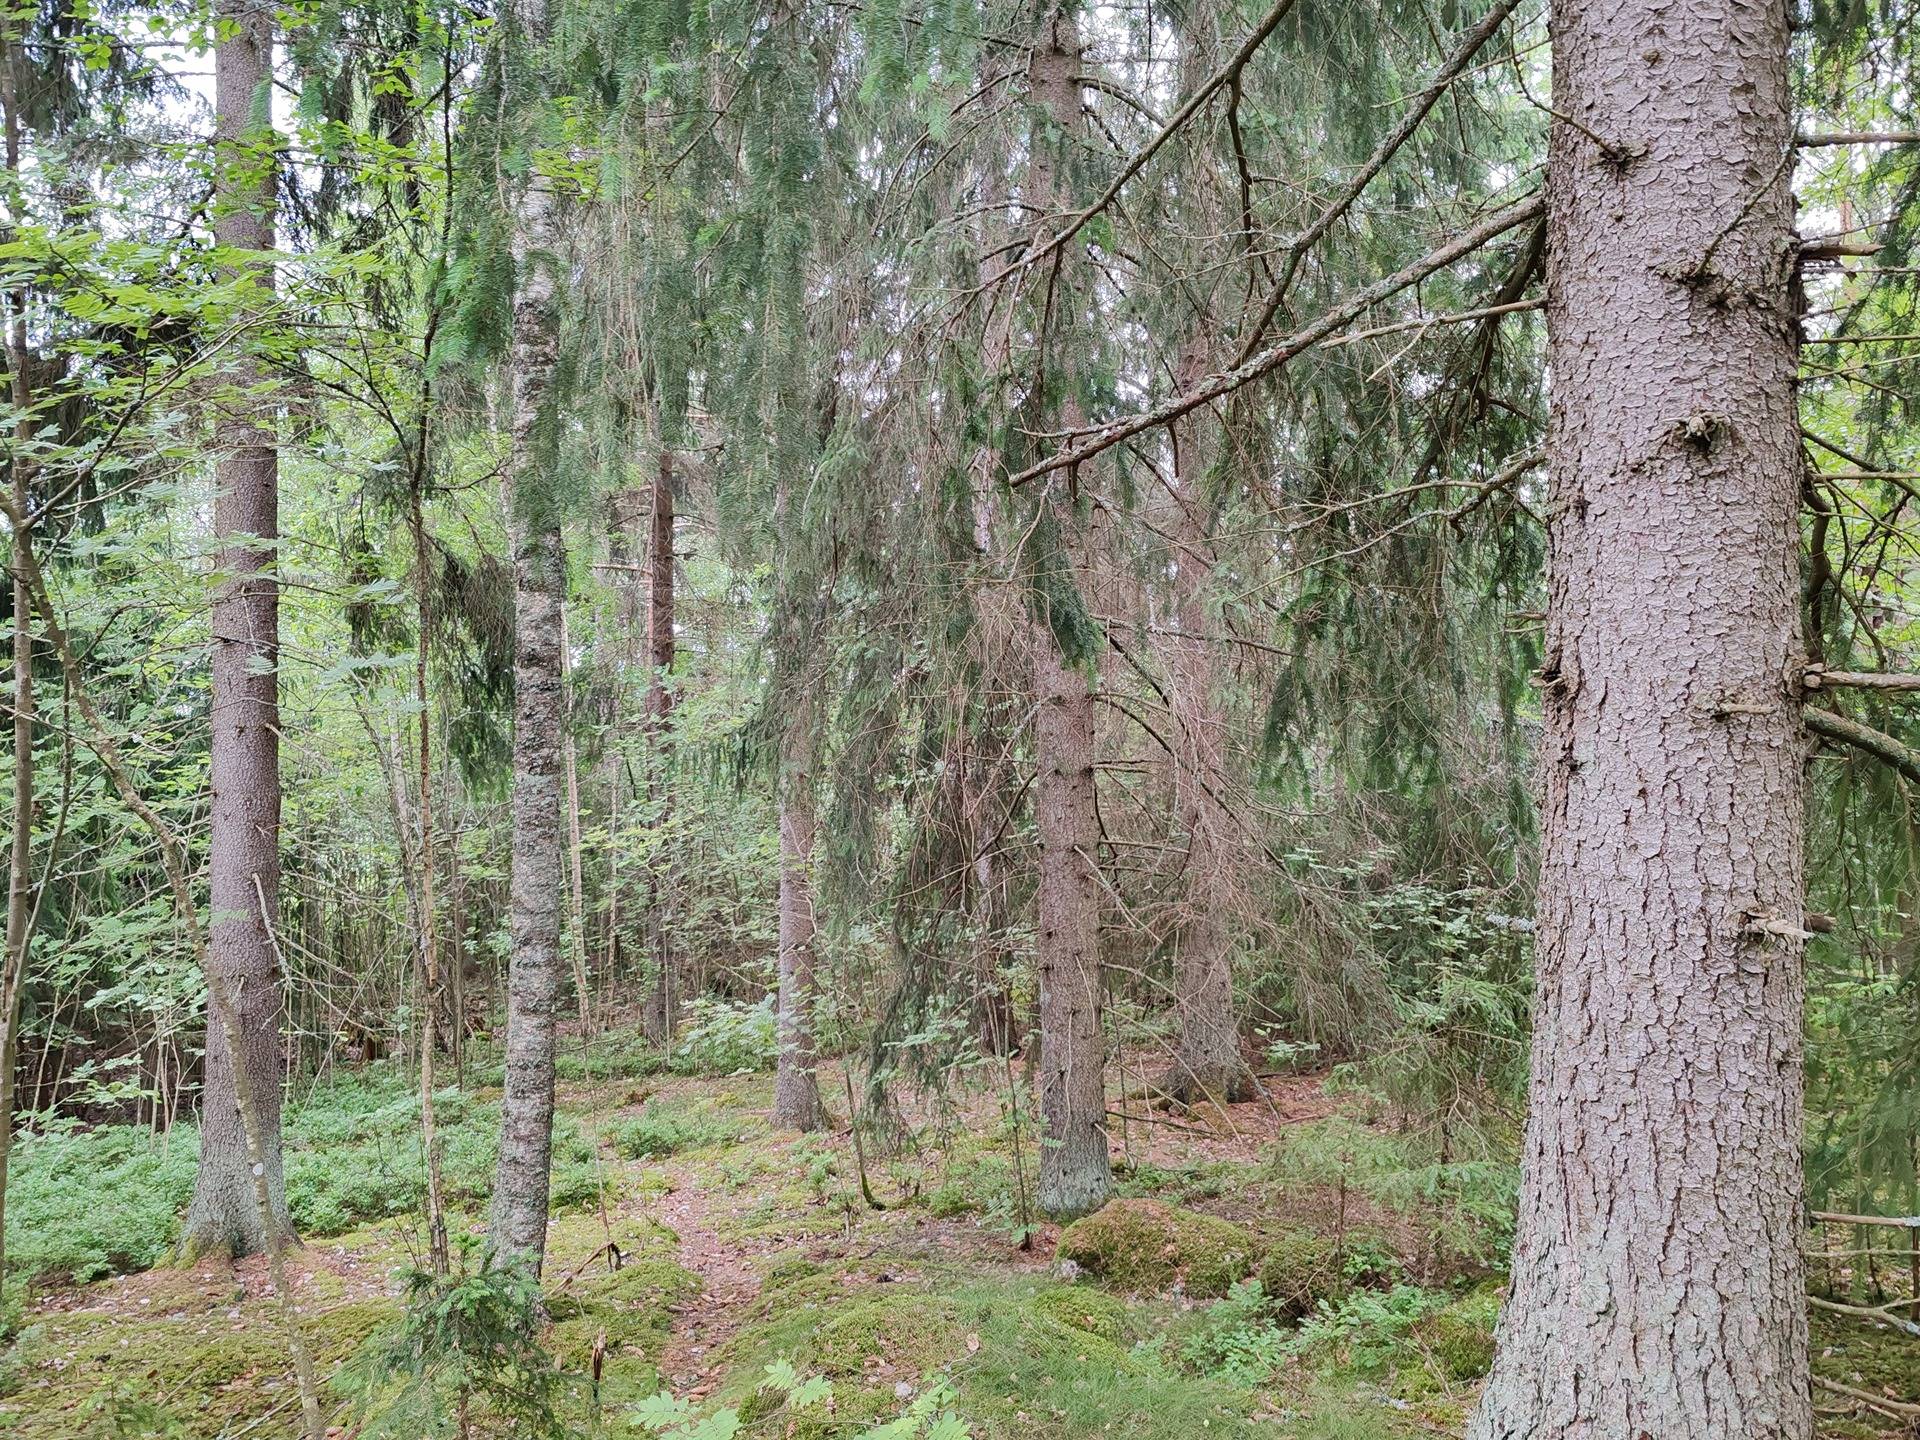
761, 1253, 824, 1293
1257, 1227, 1349, 1319
543, 1258, 700, 1413
0, 1296, 396, 1437
1056, 1199, 1260, 1298
926, 1182, 976, 1218
1028, 1286, 1128, 1343
715, 1264, 1276, 1440
1412, 1290, 1499, 1381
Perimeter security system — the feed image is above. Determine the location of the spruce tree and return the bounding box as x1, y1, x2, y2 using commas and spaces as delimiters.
1471, 1, 1811, 1432
183, 0, 291, 1261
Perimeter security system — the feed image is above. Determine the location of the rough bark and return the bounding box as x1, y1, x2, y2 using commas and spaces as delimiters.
409, 483, 449, 1277
1025, 5, 1111, 1222
183, 0, 290, 1259
1469, 2, 1809, 1436
1030, 621, 1110, 1217
489, 0, 565, 1271
771, 703, 827, 1131
1159, 339, 1249, 1105
641, 449, 677, 1043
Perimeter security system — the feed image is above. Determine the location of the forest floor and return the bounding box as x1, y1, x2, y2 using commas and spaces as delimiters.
1, 1043, 1915, 1439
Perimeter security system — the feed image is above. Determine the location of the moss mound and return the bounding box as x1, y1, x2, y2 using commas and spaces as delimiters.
761, 1253, 824, 1294
720, 1266, 1278, 1440
1056, 1198, 1260, 1298
545, 1258, 700, 1409
810, 1294, 967, 1377
0, 1297, 394, 1437
1257, 1227, 1349, 1319
1029, 1285, 1128, 1343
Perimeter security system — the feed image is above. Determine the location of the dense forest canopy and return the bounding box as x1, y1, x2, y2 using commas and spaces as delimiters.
5, 0, 1920, 1436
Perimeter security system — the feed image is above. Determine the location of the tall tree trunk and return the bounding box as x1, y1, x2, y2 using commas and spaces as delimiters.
771, 702, 826, 1131
1030, 620, 1109, 1217
0, 13, 32, 1297
409, 483, 450, 1277
641, 449, 677, 1042
489, 0, 565, 1273
1470, 3, 1808, 1435
183, 0, 289, 1260
558, 605, 593, 1030
1025, 4, 1111, 1221
1160, 337, 1249, 1104
960, 158, 1018, 1059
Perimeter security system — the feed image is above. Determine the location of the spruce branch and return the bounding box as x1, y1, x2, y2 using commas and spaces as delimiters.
1008, 192, 1544, 486
1233, 0, 1529, 361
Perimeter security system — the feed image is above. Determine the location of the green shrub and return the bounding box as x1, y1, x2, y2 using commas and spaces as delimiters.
924, 1183, 974, 1218
1056, 1198, 1259, 1297
340, 1253, 566, 1439
670, 997, 777, 1075
608, 1100, 742, 1160
555, 1035, 669, 1082
1179, 1279, 1291, 1383
1290, 1284, 1447, 1372
3, 1124, 196, 1283
284, 1076, 603, 1234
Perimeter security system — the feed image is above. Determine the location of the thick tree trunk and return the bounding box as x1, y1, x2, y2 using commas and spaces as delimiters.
183, 0, 289, 1260
771, 706, 826, 1131
493, 517, 564, 1272
959, 160, 1019, 1059
1025, 5, 1111, 1222
489, 0, 565, 1270
1470, 2, 1809, 1435
641, 449, 677, 1043
1030, 621, 1110, 1218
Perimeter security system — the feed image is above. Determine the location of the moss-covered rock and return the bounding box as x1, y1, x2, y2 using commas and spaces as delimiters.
1414, 1290, 1499, 1381
1256, 1227, 1348, 1319
1056, 1198, 1259, 1298
1029, 1285, 1128, 1343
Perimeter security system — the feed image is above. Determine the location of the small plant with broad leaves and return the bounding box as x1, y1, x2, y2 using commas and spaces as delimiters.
670, 997, 779, 1075
630, 1360, 969, 1439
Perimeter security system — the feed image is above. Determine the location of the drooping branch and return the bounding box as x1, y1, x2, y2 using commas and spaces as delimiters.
1233, 0, 1527, 361
1008, 192, 1544, 486
974, 0, 1306, 294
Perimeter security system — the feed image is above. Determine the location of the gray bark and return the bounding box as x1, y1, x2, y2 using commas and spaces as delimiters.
489, 0, 565, 1273
183, 0, 289, 1259
641, 450, 677, 1043
1470, 2, 1809, 1435
1161, 338, 1249, 1104
0, 14, 33, 1296
1025, 5, 1111, 1222
771, 704, 826, 1131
